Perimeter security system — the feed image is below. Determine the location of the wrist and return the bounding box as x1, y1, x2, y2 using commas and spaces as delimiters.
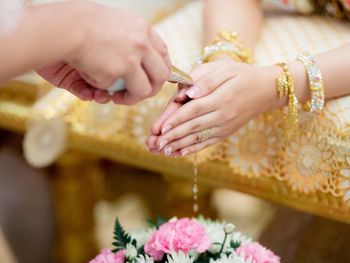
257, 65, 286, 111
258, 61, 309, 112
57, 1, 96, 62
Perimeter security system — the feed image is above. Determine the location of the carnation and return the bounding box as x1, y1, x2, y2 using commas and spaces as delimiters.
144, 218, 211, 260
89, 249, 125, 263
236, 242, 280, 263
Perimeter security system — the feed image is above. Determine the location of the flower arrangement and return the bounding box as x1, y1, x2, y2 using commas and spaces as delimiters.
90, 217, 280, 263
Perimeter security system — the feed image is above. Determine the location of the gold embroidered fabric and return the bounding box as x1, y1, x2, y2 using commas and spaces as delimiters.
26, 1, 350, 210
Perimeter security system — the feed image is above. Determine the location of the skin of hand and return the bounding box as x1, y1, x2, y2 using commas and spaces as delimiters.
146, 60, 284, 156
36, 1, 171, 104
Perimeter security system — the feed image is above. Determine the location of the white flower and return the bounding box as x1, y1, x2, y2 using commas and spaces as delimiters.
224, 224, 236, 234
130, 229, 154, 249
232, 232, 252, 245
195, 217, 251, 254
196, 217, 226, 250
126, 244, 138, 259
134, 254, 154, 263
209, 252, 251, 263
167, 251, 194, 263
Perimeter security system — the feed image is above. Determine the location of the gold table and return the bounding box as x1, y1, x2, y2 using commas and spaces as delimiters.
1, 80, 350, 263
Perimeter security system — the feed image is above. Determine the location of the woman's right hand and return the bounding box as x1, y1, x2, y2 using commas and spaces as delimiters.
38, 1, 171, 105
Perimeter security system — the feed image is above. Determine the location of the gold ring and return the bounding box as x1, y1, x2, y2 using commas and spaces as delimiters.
200, 128, 211, 142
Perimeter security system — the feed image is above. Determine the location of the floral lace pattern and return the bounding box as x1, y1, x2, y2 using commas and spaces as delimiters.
263, 0, 350, 19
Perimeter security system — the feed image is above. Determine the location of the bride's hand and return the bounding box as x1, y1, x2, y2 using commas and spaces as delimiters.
147, 60, 280, 156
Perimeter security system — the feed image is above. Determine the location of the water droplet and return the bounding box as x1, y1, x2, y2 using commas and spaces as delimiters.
192, 155, 199, 214
193, 203, 199, 213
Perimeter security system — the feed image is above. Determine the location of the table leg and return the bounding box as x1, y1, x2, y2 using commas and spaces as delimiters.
51, 152, 104, 263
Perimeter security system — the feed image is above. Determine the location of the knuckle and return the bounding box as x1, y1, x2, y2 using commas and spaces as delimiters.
198, 77, 215, 93
217, 111, 230, 122
125, 55, 139, 66
159, 42, 168, 57
191, 104, 202, 115
191, 122, 201, 132
139, 86, 153, 98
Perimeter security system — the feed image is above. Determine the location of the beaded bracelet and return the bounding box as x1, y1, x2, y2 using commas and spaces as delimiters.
196, 31, 253, 65
296, 51, 325, 114
276, 62, 299, 138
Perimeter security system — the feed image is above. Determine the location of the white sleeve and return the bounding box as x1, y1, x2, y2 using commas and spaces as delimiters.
0, 0, 25, 34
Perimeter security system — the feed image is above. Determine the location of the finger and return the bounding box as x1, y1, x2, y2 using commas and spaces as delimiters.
174, 83, 192, 104
159, 95, 216, 135
173, 62, 225, 102
142, 46, 170, 96
94, 89, 112, 104
37, 62, 69, 85
112, 65, 152, 105
150, 30, 172, 69
150, 98, 182, 135
64, 76, 95, 101
179, 137, 221, 156
146, 135, 158, 149
156, 111, 221, 149
162, 128, 221, 155
184, 62, 235, 99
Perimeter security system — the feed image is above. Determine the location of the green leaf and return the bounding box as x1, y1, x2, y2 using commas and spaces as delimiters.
230, 240, 241, 250
195, 251, 219, 263
112, 218, 132, 252
147, 215, 167, 229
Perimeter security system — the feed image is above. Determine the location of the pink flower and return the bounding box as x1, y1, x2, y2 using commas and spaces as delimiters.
144, 218, 211, 260
236, 242, 280, 263
89, 249, 125, 263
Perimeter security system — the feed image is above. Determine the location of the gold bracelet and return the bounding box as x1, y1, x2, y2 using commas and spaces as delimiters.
296, 51, 325, 114
196, 31, 253, 65
276, 62, 299, 139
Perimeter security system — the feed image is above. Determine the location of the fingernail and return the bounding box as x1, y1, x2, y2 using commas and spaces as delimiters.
177, 89, 186, 98
181, 150, 189, 156
185, 86, 200, 99
164, 147, 173, 156
159, 140, 168, 150
161, 125, 172, 135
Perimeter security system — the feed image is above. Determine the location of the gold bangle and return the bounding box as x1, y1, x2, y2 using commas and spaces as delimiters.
196, 31, 253, 65
276, 62, 299, 139
296, 51, 325, 114
201, 49, 243, 64
215, 31, 253, 63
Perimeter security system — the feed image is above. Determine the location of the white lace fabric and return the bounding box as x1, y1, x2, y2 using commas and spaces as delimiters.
0, 0, 25, 34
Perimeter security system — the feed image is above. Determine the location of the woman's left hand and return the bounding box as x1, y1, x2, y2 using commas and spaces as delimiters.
146, 60, 280, 156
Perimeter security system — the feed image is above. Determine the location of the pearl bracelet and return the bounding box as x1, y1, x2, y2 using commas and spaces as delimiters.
296, 51, 325, 114
196, 31, 253, 65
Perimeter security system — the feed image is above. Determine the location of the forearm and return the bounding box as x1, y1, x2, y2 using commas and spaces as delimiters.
0, 2, 84, 83
203, 0, 263, 48
263, 44, 350, 110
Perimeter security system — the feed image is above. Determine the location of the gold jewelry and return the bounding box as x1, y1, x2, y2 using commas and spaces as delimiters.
296, 51, 325, 114
276, 62, 299, 139
200, 128, 212, 142
196, 31, 253, 65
